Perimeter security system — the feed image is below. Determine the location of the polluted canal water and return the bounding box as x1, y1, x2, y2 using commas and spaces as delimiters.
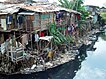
74, 35, 106, 79
0, 34, 106, 79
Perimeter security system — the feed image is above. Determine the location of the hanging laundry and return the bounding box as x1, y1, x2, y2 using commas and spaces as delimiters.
56, 12, 64, 23
59, 12, 64, 18
6, 15, 13, 24
65, 28, 68, 35
22, 34, 28, 46
35, 33, 39, 42
39, 31, 44, 37
56, 12, 60, 19
1, 19, 7, 30
71, 24, 75, 32
16, 41, 19, 48
68, 25, 72, 32
1, 42, 6, 54
67, 25, 72, 36
17, 15, 23, 25
9, 38, 12, 45
56, 12, 64, 19
76, 14, 80, 20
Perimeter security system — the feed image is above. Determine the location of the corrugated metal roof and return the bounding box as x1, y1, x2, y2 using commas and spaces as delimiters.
0, 0, 7, 3
0, 3, 81, 14
33, 0, 48, 2
0, 0, 25, 4
0, 3, 24, 14
0, 7, 20, 14
20, 4, 81, 14
20, 4, 59, 13
56, 7, 81, 14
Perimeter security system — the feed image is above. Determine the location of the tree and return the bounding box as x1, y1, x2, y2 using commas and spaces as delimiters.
103, 2, 106, 8
58, 0, 89, 20
100, 12, 106, 24
72, 0, 83, 10
58, 0, 74, 9
58, 0, 84, 10
100, 33, 106, 41
73, 0, 89, 20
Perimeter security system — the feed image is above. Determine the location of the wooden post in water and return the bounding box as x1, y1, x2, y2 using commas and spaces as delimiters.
30, 15, 33, 50
25, 16, 28, 31
39, 13, 41, 51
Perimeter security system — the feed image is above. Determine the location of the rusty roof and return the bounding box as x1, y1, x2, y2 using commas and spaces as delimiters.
0, 3, 24, 14
0, 2, 81, 14
56, 7, 81, 14
20, 4, 59, 13
20, 4, 81, 14
0, 0, 25, 4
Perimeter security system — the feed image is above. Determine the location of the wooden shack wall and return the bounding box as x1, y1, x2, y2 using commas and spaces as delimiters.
41, 13, 53, 29
0, 34, 4, 44
33, 13, 54, 31
0, 15, 7, 30
33, 14, 40, 31
0, 14, 15, 31
24, 15, 34, 31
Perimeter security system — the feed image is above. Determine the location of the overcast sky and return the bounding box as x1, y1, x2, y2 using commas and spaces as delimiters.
0, 0, 106, 7
84, 0, 106, 7
48, 0, 106, 7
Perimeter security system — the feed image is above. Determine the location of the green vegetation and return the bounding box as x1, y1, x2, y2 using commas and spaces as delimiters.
100, 12, 106, 24
58, 0, 89, 20
49, 23, 72, 45
101, 33, 106, 41
58, 0, 74, 9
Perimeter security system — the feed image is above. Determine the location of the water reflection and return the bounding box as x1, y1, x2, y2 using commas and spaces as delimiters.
2, 35, 105, 79
2, 35, 104, 79
74, 37, 106, 79
47, 52, 87, 79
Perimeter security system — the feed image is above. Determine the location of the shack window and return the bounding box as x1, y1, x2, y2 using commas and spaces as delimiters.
41, 14, 50, 20
41, 14, 50, 27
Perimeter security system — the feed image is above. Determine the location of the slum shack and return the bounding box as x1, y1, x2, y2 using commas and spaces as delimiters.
85, 5, 99, 27
0, 2, 81, 74
52, 7, 81, 50
0, 13, 8, 45
0, 3, 56, 73
56, 8, 81, 37
0, 11, 19, 56
18, 3, 58, 51
0, 4, 34, 73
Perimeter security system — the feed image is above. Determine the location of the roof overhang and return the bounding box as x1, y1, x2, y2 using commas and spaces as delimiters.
18, 12, 35, 15
0, 13, 8, 15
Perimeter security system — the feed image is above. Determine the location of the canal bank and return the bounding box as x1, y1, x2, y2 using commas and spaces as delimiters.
0, 49, 87, 79
0, 29, 104, 79
74, 34, 106, 79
